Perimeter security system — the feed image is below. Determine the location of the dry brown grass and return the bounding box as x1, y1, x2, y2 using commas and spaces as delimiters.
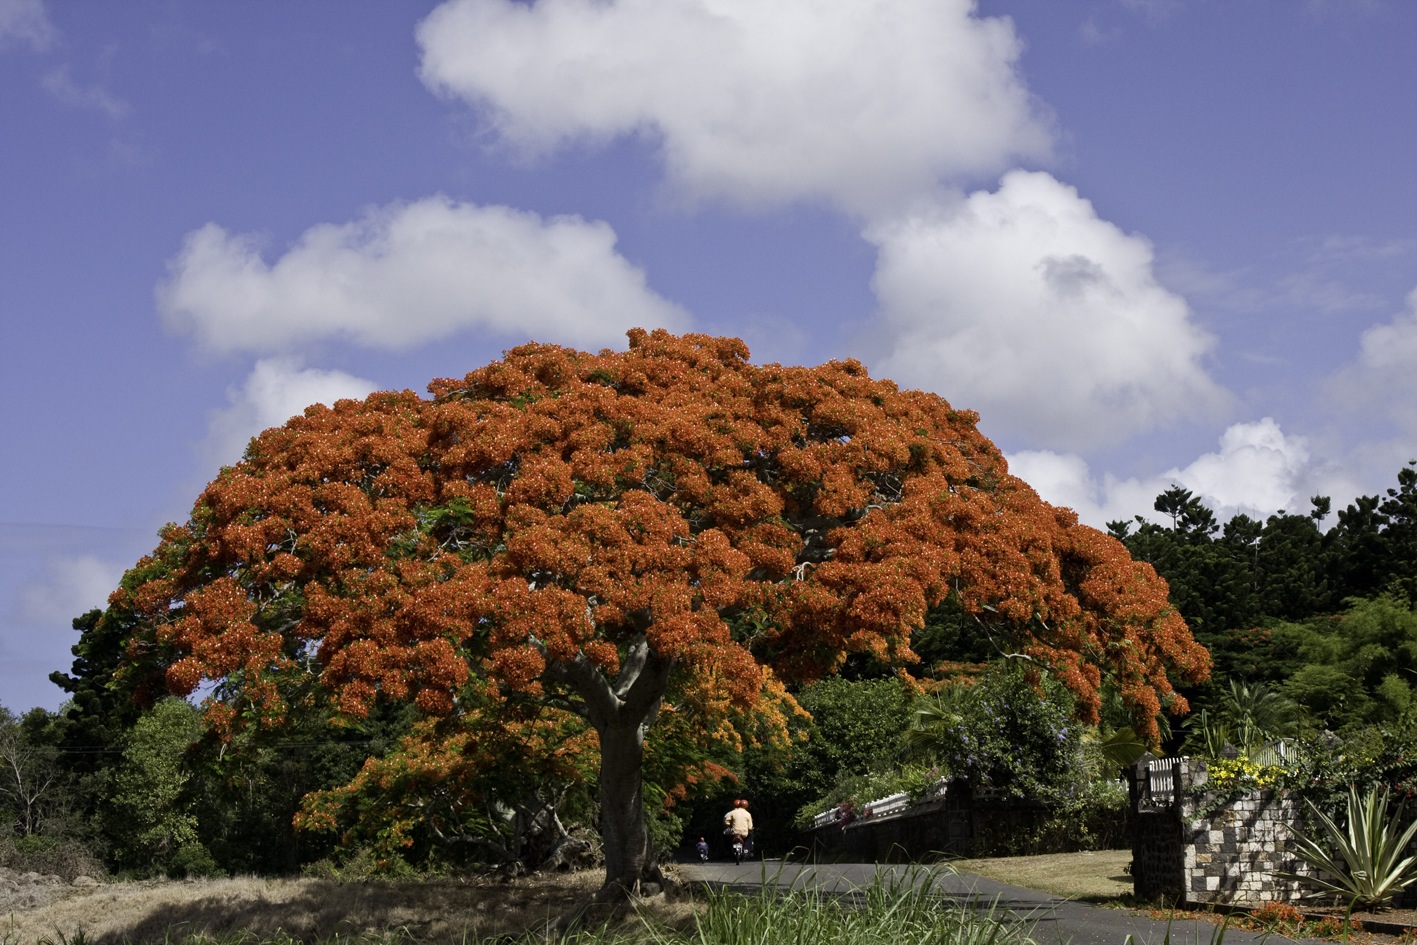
1, 853, 1134, 944
2, 870, 703, 945
949, 849, 1133, 902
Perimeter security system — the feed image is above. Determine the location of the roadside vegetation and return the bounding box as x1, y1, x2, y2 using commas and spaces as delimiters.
2, 868, 1039, 945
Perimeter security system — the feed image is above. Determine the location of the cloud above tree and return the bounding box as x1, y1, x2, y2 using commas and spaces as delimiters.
159, 0, 1269, 539
158, 196, 690, 356
415, 0, 1230, 462
1330, 287, 1417, 436
416, 0, 1052, 217
1009, 418, 1326, 530
867, 170, 1227, 450
0, 0, 55, 51
17, 553, 121, 627
198, 358, 379, 471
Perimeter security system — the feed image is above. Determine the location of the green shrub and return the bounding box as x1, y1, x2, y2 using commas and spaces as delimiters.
904, 666, 1085, 802
300, 846, 418, 880
170, 841, 224, 878
1027, 778, 1129, 854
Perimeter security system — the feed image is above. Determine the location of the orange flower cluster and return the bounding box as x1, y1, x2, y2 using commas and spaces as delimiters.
113, 329, 1206, 752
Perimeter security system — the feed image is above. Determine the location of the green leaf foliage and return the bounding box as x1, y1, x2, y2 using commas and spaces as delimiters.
1272, 596, 1417, 730
103, 698, 208, 876
794, 677, 914, 794
903, 664, 1083, 802
739, 677, 911, 841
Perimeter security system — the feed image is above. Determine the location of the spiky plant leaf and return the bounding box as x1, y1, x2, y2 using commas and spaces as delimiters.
1285, 784, 1417, 909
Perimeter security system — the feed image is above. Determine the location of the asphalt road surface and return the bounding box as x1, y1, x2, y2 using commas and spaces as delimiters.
678, 859, 1325, 945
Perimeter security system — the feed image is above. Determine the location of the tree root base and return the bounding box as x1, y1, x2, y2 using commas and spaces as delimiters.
550, 870, 676, 938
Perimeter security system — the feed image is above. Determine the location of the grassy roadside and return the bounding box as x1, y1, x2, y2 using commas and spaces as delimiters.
948, 849, 1134, 902
2, 868, 1040, 945
1, 872, 624, 945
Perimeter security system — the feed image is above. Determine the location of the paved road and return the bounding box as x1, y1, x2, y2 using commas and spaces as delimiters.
678, 859, 1325, 945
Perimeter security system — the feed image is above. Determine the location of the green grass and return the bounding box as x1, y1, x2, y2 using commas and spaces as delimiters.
654, 867, 1037, 945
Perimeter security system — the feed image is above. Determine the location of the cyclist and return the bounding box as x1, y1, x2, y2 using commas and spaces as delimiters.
723, 798, 753, 861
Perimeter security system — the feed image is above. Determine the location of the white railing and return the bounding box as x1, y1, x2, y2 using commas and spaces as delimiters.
810, 779, 948, 829
1144, 756, 1186, 807
864, 791, 910, 818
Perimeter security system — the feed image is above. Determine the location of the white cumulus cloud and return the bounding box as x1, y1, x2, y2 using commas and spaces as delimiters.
199, 358, 379, 470
1330, 287, 1417, 436
158, 196, 690, 356
0, 0, 54, 51
1179, 420, 1313, 513
1010, 418, 1317, 530
17, 555, 123, 626
867, 170, 1227, 451
416, 0, 1052, 217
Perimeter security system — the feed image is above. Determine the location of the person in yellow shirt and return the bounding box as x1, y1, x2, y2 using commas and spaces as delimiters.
723, 798, 753, 860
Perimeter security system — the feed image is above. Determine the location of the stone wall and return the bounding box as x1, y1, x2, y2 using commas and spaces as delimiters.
1130, 757, 1322, 904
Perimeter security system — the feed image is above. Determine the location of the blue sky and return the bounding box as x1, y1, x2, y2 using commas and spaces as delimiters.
2, 0, 1415, 712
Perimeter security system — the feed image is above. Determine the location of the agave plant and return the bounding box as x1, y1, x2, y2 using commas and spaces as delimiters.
1286, 783, 1417, 909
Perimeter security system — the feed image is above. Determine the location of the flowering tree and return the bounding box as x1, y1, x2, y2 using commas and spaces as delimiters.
111, 330, 1207, 895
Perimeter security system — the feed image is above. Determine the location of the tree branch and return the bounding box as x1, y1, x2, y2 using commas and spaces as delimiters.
545, 652, 619, 731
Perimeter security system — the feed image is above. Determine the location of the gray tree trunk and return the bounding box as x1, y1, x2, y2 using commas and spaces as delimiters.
597, 717, 660, 890
547, 633, 675, 898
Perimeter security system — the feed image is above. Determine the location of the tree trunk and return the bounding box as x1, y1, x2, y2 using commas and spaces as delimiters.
545, 636, 674, 905
597, 717, 661, 892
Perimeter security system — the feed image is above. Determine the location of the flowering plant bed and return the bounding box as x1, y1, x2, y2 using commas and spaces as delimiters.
1152, 898, 1417, 943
